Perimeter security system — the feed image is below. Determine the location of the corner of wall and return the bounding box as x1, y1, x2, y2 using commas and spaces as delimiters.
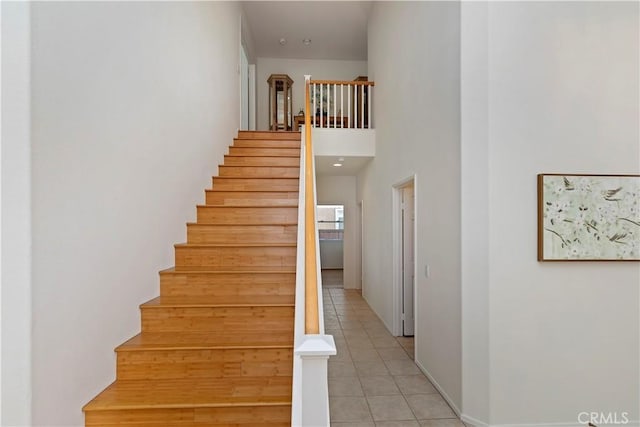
1, 1, 33, 425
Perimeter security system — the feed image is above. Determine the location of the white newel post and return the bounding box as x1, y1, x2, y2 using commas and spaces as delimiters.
295, 335, 336, 426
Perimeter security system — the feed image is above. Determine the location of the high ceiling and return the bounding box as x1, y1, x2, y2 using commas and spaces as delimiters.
242, 1, 371, 60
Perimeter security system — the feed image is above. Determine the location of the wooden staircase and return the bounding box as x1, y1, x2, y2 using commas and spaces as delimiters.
83, 131, 301, 426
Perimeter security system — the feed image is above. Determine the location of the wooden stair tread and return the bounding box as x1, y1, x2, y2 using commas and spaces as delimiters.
83, 377, 292, 411
219, 164, 299, 168
174, 243, 296, 248
210, 176, 299, 179
190, 222, 298, 227
141, 295, 295, 308
206, 190, 298, 195
204, 199, 298, 207
237, 131, 300, 140
117, 332, 293, 351
159, 267, 294, 275
196, 204, 298, 208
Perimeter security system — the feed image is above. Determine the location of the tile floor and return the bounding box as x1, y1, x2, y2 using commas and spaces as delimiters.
323, 282, 468, 426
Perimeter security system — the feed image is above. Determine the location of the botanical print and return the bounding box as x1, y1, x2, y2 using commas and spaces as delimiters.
540, 175, 640, 260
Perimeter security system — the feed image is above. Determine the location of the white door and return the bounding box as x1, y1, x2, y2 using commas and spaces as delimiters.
402, 186, 415, 336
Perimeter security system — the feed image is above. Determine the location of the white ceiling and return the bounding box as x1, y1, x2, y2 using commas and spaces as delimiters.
242, 1, 371, 60
315, 156, 373, 176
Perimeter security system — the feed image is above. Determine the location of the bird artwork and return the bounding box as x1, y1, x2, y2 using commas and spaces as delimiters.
602, 186, 622, 202
538, 174, 640, 261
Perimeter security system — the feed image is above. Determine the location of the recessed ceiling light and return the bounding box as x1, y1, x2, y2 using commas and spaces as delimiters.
303, 38, 312, 46
333, 163, 342, 167
279, 38, 287, 45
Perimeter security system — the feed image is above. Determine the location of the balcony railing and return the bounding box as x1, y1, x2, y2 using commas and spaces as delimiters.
293, 79, 375, 130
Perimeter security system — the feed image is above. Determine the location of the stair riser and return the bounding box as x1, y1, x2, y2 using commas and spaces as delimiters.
85, 405, 291, 426
187, 225, 297, 244
196, 206, 298, 224
238, 130, 300, 140
228, 147, 300, 157
206, 191, 298, 206
218, 166, 299, 178
141, 306, 294, 333
175, 246, 296, 271
160, 272, 295, 297
212, 178, 299, 192
233, 139, 300, 148
223, 156, 299, 167
117, 348, 293, 380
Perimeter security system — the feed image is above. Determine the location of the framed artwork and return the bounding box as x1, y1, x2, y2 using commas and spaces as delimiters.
538, 174, 640, 261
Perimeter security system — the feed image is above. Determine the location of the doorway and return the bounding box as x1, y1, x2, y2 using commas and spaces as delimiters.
393, 177, 416, 337
318, 204, 344, 288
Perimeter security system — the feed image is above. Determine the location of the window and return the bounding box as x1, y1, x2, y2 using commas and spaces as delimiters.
317, 205, 344, 240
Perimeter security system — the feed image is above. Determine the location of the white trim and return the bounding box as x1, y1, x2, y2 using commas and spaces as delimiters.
461, 414, 489, 427
459, 414, 640, 427
248, 64, 256, 131
391, 175, 416, 337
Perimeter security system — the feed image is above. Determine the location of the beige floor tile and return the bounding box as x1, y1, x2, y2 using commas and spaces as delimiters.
343, 329, 371, 339
331, 423, 375, 427
331, 346, 353, 362
360, 375, 401, 396
355, 360, 391, 377
385, 360, 422, 376
377, 348, 411, 361
396, 337, 414, 347
376, 422, 420, 427
372, 335, 402, 349
330, 397, 373, 422
393, 375, 437, 395
365, 327, 394, 338
334, 339, 349, 353
340, 314, 365, 323
361, 319, 386, 328
329, 376, 365, 396
329, 361, 357, 377
326, 328, 344, 337
347, 336, 376, 349
326, 321, 342, 330
340, 319, 365, 330
350, 347, 384, 363
366, 395, 415, 421
405, 394, 456, 420
419, 420, 465, 426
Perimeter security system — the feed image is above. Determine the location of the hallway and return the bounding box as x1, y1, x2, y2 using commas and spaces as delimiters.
324, 287, 467, 426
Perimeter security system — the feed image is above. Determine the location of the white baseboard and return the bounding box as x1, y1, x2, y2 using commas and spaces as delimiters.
413, 358, 462, 417
461, 414, 489, 427
460, 417, 640, 427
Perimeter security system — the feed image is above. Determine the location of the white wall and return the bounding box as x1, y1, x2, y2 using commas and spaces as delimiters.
461, 2, 640, 425
361, 1, 462, 411
1, 2, 32, 425
29, 3, 241, 425
256, 57, 367, 130
316, 176, 359, 289
460, 2, 490, 424
487, 2, 639, 424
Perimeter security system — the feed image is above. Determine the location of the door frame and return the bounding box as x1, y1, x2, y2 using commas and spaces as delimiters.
392, 175, 417, 339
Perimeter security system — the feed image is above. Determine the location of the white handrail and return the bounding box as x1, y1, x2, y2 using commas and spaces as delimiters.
291, 75, 336, 427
